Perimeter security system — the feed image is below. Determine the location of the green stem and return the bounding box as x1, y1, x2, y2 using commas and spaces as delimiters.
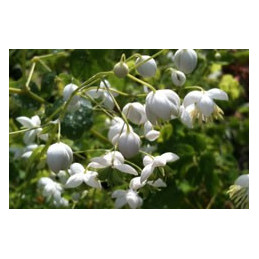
124, 159, 142, 172
127, 74, 156, 92
9, 87, 23, 94
90, 128, 110, 143
9, 126, 42, 135
25, 62, 36, 91
184, 86, 204, 91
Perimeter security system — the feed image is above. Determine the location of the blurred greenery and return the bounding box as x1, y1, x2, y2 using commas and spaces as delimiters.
9, 49, 249, 209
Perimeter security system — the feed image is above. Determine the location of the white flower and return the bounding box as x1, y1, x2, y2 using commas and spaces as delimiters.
38, 177, 63, 201
107, 117, 132, 144
227, 174, 249, 209
140, 152, 179, 183
130, 176, 166, 190
174, 49, 198, 74
88, 151, 138, 175
65, 163, 102, 189
112, 189, 143, 209
38, 177, 68, 207
144, 121, 160, 141
117, 130, 141, 158
46, 142, 73, 173
135, 55, 157, 78
145, 89, 180, 125
86, 80, 117, 109
171, 70, 186, 86
16, 115, 48, 144
63, 83, 81, 111
178, 105, 193, 128
21, 144, 39, 159
183, 89, 229, 122
122, 102, 147, 125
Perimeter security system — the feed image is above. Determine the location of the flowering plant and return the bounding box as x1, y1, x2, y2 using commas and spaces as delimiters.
9, 49, 249, 209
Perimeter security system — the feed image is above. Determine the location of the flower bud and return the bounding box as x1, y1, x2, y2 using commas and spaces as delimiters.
113, 62, 129, 78
171, 70, 186, 86
118, 130, 141, 158
63, 83, 81, 110
47, 142, 73, 173
145, 89, 180, 125
135, 55, 157, 78
122, 102, 147, 125
174, 49, 198, 74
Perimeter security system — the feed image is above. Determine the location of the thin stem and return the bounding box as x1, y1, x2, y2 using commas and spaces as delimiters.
9, 126, 41, 135
184, 86, 204, 91
25, 62, 36, 91
90, 128, 110, 143
127, 74, 156, 92
38, 59, 52, 72
31, 51, 69, 62
74, 148, 111, 154
57, 121, 61, 142
101, 79, 130, 131
9, 87, 23, 94
124, 159, 142, 172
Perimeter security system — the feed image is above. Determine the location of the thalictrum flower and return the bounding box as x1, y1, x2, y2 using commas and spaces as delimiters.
174, 49, 198, 74
16, 115, 48, 144
88, 151, 138, 176
144, 121, 160, 141
140, 152, 179, 183
65, 163, 102, 189
130, 176, 167, 190
227, 174, 249, 209
112, 189, 143, 209
122, 102, 147, 125
183, 89, 229, 123
145, 89, 180, 125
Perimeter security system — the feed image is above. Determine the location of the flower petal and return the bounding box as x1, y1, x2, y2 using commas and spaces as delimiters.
148, 178, 167, 188
140, 164, 154, 182
87, 162, 107, 169
160, 152, 179, 163
145, 130, 160, 141
143, 155, 153, 166
152, 156, 167, 167
112, 190, 126, 198
179, 106, 193, 128
65, 173, 84, 188
16, 116, 35, 128
31, 115, 41, 126
207, 88, 229, 101
84, 171, 102, 189
197, 95, 215, 116
91, 157, 110, 167
183, 91, 203, 107
70, 163, 85, 175
114, 196, 127, 208
114, 164, 138, 175
130, 177, 146, 190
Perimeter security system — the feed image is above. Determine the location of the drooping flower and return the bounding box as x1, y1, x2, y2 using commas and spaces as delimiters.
171, 70, 186, 86
117, 129, 141, 158
107, 117, 132, 144
122, 102, 147, 125
86, 80, 117, 109
63, 83, 81, 111
140, 152, 179, 183
112, 189, 143, 209
145, 89, 180, 125
16, 115, 48, 144
65, 163, 102, 189
227, 174, 249, 209
87, 151, 138, 176
174, 49, 198, 74
135, 55, 157, 78
46, 142, 73, 173
183, 89, 229, 123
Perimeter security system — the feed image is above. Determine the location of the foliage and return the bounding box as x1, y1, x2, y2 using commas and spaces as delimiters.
9, 49, 249, 209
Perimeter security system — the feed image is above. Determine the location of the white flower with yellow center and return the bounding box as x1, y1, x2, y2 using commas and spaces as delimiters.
183, 89, 228, 123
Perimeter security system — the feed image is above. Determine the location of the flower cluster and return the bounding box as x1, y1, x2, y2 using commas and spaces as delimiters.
12, 49, 233, 209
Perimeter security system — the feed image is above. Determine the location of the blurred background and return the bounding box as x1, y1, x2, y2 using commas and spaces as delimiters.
9, 49, 249, 209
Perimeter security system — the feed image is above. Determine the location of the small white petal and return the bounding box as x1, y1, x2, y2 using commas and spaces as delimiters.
66, 174, 84, 188
84, 171, 102, 189
140, 164, 154, 182
179, 106, 193, 128
207, 88, 229, 101
197, 95, 215, 116
70, 163, 85, 175
91, 157, 111, 167
102, 93, 115, 109
31, 115, 41, 127
114, 196, 127, 209
143, 155, 154, 166
130, 177, 146, 190
183, 91, 203, 107
160, 152, 179, 163
114, 164, 138, 175
126, 190, 143, 209
112, 190, 126, 199
152, 156, 167, 167
145, 130, 160, 141
16, 116, 35, 128
87, 162, 107, 169
21, 151, 33, 159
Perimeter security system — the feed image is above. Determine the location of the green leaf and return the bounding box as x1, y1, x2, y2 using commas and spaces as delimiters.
61, 101, 93, 140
